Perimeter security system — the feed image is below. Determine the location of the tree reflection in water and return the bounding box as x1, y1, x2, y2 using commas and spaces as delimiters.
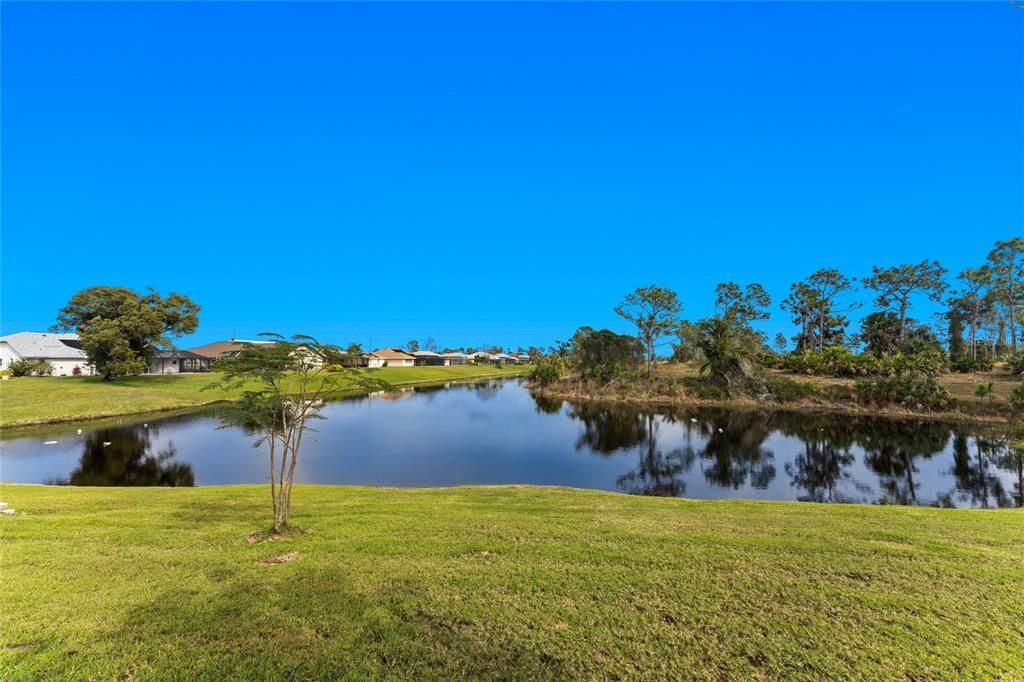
568, 403, 648, 454
995, 442, 1024, 508
51, 426, 195, 486
693, 410, 776, 489
557, 395, 1022, 506
566, 404, 695, 496
948, 434, 1018, 508
860, 422, 948, 505
779, 416, 861, 503
616, 414, 696, 497
533, 395, 565, 415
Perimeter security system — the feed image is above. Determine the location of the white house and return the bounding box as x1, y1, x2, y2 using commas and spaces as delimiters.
441, 352, 468, 366
0, 332, 95, 376
146, 349, 213, 374
367, 348, 416, 368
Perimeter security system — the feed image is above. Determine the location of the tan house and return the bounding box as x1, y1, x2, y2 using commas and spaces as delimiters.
187, 339, 275, 359
367, 348, 416, 368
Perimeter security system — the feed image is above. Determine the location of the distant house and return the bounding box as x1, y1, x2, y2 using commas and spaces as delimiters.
465, 352, 494, 363
411, 350, 445, 366
441, 352, 468, 366
493, 353, 519, 365
367, 348, 416, 368
147, 349, 213, 374
187, 339, 275, 360
336, 352, 369, 368
186, 338, 323, 369
0, 331, 95, 376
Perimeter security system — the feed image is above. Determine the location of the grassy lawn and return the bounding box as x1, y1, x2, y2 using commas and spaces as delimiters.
0, 364, 530, 428
1, 484, 1021, 679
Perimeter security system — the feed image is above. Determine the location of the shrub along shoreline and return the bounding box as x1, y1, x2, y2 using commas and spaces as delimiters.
529, 368, 1024, 427
0, 364, 532, 429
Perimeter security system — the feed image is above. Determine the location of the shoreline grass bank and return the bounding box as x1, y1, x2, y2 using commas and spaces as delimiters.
530, 363, 1024, 427
1, 484, 1021, 679
0, 364, 531, 429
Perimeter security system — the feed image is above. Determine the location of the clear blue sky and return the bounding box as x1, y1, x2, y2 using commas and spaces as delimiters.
2, 2, 1022, 351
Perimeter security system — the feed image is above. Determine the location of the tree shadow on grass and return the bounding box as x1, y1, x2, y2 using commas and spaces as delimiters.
103, 567, 572, 680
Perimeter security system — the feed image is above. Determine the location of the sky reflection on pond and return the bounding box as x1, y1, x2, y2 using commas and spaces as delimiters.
2, 379, 1021, 508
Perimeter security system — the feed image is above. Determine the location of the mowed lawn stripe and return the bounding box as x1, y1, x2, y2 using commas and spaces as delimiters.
0, 484, 1021, 680
0, 364, 530, 428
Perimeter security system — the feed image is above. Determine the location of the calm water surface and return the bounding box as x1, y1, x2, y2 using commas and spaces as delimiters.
2, 379, 1021, 508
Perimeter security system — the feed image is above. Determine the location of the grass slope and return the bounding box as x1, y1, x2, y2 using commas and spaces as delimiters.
0, 364, 529, 428
1, 484, 1021, 679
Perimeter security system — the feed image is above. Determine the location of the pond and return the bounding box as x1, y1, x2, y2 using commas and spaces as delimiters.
2, 379, 1021, 507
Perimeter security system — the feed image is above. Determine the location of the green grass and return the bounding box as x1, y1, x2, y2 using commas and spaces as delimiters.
1, 484, 1021, 679
0, 364, 530, 428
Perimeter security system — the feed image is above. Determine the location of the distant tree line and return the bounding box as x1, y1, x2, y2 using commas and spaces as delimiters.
531, 236, 1024, 411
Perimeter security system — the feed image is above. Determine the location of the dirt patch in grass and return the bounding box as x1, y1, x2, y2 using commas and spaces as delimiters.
259, 551, 298, 565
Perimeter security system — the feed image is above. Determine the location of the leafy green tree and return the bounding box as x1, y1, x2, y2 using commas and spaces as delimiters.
780, 282, 818, 350
857, 311, 940, 357
781, 271, 854, 351
614, 285, 682, 379
986, 237, 1024, 354
695, 315, 764, 395
952, 268, 993, 360
947, 303, 966, 358
206, 334, 387, 532
863, 260, 947, 345
671, 320, 704, 363
975, 382, 994, 404
54, 286, 200, 380
714, 282, 771, 324
804, 269, 858, 351
406, 339, 420, 352
527, 346, 543, 364
570, 327, 644, 383
773, 333, 788, 354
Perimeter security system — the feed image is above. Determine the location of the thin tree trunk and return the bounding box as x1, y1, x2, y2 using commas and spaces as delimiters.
277, 431, 289, 532
1010, 283, 1018, 354
647, 336, 654, 379
899, 300, 908, 346
970, 303, 977, 360
268, 438, 277, 524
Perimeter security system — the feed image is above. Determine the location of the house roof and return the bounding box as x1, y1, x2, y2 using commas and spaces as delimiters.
441, 352, 467, 358
369, 348, 416, 360
0, 332, 89, 360
186, 339, 271, 358
152, 349, 212, 360
410, 350, 441, 357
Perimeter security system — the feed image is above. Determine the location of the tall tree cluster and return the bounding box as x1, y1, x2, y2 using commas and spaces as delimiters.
618, 236, 1022, 367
